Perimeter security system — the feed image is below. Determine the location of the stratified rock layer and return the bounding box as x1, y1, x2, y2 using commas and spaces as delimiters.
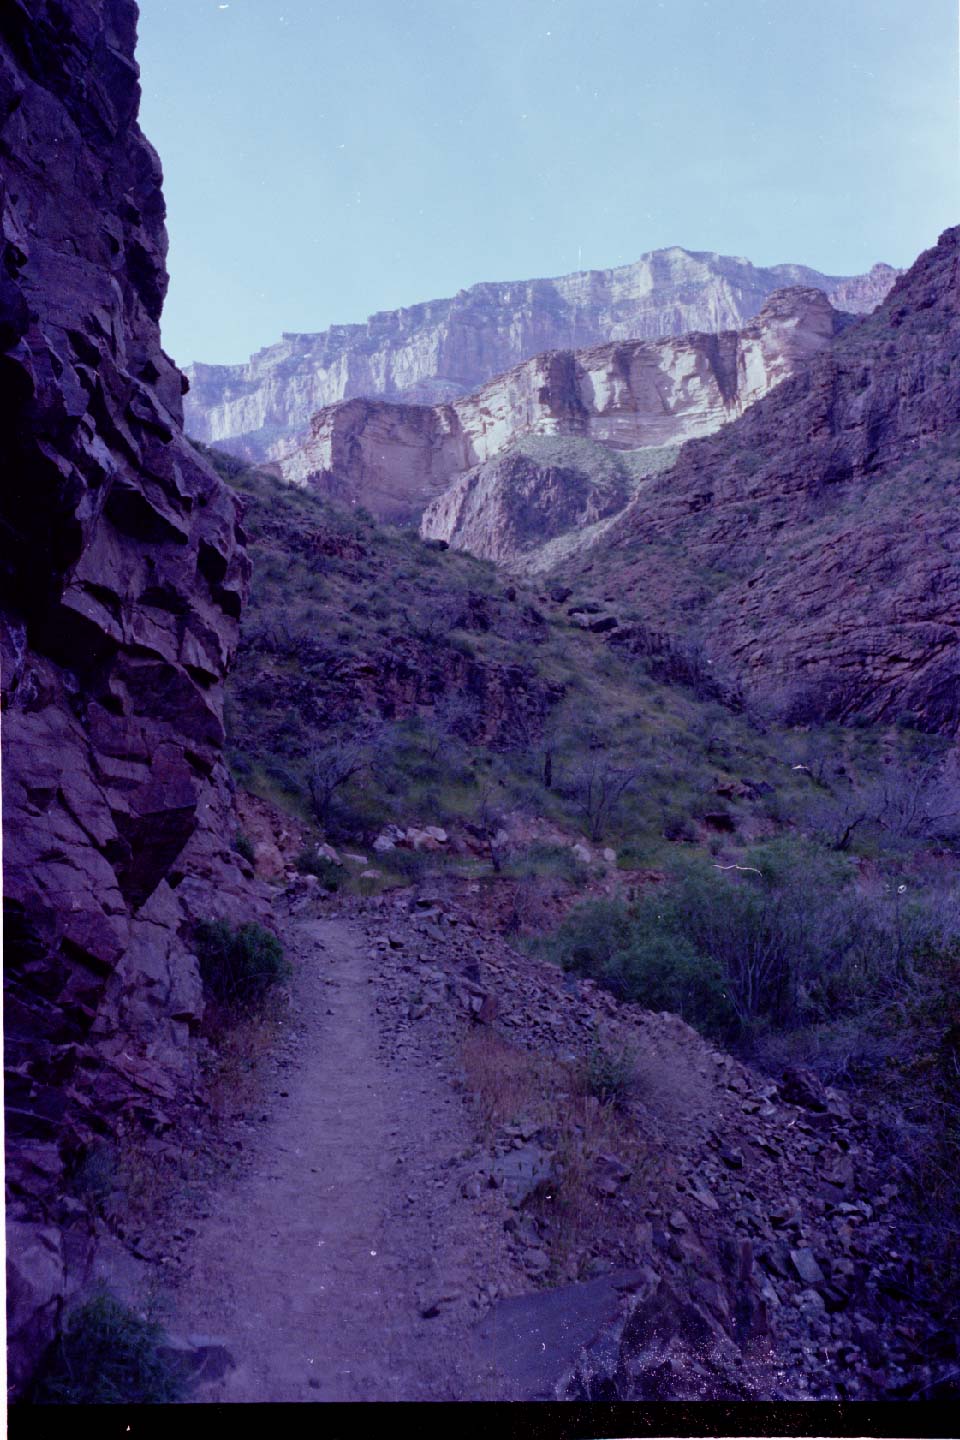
574, 227, 960, 734
184, 249, 897, 459
280, 287, 847, 526
0, 0, 249, 1392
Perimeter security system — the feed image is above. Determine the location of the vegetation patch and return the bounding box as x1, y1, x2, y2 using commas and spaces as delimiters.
31, 1292, 186, 1405
194, 918, 289, 1014
459, 1029, 652, 1281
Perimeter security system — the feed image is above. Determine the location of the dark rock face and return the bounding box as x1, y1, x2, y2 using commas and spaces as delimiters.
1, 0, 249, 1392
579, 227, 960, 734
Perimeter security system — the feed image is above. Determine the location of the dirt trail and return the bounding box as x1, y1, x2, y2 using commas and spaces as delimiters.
171, 915, 513, 1401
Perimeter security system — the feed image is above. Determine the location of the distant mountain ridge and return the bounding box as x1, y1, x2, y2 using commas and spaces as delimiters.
184, 247, 898, 460
275, 286, 848, 528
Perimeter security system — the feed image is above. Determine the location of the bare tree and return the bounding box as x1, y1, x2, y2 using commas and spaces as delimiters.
422, 693, 476, 762
804, 755, 960, 852
875, 759, 960, 845
308, 733, 370, 826
474, 778, 506, 873
569, 753, 643, 843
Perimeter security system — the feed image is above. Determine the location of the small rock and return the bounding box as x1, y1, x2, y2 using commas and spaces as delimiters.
718, 1144, 744, 1170
790, 1247, 826, 1285
522, 1248, 550, 1275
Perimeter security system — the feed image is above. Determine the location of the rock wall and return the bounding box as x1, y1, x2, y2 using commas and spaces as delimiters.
184, 249, 897, 460
579, 227, 960, 734
279, 287, 846, 526
1, 0, 250, 1393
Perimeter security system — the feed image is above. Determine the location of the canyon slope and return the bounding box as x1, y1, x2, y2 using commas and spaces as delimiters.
566, 226, 960, 734
184, 249, 897, 460
1, 0, 252, 1392
278, 286, 849, 528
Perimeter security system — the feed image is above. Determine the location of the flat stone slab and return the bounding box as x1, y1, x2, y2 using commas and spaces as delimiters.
472, 1269, 650, 1399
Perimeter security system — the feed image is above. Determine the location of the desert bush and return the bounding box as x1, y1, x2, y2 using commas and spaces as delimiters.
194, 919, 289, 1011
381, 846, 432, 882
295, 848, 342, 889
545, 840, 960, 1054
546, 898, 636, 978
578, 1031, 638, 1108
565, 752, 644, 842
546, 896, 736, 1038
232, 832, 255, 864
661, 805, 697, 842
605, 928, 735, 1035
32, 1292, 186, 1405
505, 843, 590, 885
70, 1139, 118, 1211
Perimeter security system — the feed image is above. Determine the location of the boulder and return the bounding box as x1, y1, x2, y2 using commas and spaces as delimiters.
7, 1223, 64, 1396
490, 1142, 555, 1207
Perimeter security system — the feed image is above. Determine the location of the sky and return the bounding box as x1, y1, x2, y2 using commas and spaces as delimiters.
136, 0, 959, 368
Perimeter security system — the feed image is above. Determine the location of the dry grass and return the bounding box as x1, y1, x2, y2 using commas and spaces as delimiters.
460, 1028, 653, 1280
111, 1134, 217, 1232
203, 985, 290, 1120
78, 991, 292, 1245
460, 1028, 567, 1140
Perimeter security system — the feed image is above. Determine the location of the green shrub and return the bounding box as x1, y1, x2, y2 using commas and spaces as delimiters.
232, 832, 255, 864
505, 843, 589, 885
194, 919, 289, 1010
70, 1139, 118, 1210
295, 847, 343, 890
579, 1031, 637, 1108
383, 847, 432, 882
32, 1292, 186, 1405
604, 927, 736, 1035
546, 897, 736, 1039
547, 899, 636, 978
661, 807, 697, 842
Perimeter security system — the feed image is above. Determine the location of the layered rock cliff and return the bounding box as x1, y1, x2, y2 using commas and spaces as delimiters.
184, 249, 897, 460
278, 287, 848, 529
569, 227, 960, 734
1, 0, 250, 1392
419, 288, 849, 563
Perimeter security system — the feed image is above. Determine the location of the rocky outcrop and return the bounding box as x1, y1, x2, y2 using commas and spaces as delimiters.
184, 250, 897, 460
418, 440, 674, 572
1, 0, 250, 1393
280, 287, 848, 526
572, 227, 960, 734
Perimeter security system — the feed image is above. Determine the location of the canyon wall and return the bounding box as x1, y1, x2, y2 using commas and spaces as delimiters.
575, 228, 960, 734
279, 287, 847, 526
1, 0, 251, 1392
184, 248, 897, 460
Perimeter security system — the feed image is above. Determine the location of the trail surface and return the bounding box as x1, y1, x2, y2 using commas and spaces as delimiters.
172, 915, 513, 1401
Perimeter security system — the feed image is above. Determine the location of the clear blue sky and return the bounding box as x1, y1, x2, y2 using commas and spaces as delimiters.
136, 0, 958, 367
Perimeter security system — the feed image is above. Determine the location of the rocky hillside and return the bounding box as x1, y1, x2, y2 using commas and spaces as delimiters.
194, 454, 960, 1401
184, 249, 897, 460
1, 0, 254, 1394
563, 226, 960, 735
277, 287, 847, 527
